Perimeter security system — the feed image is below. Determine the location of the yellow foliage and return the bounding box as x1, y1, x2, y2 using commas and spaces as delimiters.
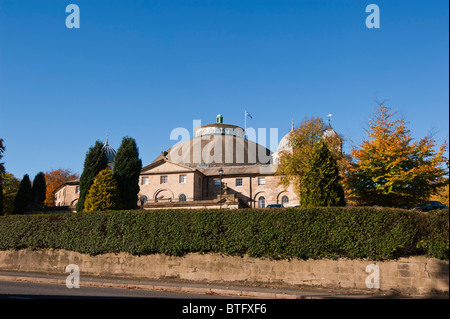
342, 102, 448, 207
430, 181, 449, 206
84, 168, 120, 212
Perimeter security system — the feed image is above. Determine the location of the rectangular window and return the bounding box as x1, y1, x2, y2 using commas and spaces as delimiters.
179, 175, 187, 183
160, 176, 167, 184
214, 180, 221, 188
142, 177, 149, 185
258, 177, 266, 185
235, 178, 243, 186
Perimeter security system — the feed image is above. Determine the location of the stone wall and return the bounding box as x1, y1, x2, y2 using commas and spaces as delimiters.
0, 249, 447, 296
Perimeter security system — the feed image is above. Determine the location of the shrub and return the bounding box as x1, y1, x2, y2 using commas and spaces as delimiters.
0, 208, 447, 260
84, 169, 120, 212
416, 210, 449, 260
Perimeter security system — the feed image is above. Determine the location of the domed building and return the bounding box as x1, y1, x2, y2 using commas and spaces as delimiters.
272, 120, 294, 166
322, 123, 343, 153
152, 115, 271, 169
56, 115, 335, 209
54, 137, 117, 208
102, 136, 116, 170
138, 115, 298, 209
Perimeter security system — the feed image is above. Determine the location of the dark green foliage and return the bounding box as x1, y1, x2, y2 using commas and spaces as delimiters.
13, 174, 32, 214
1, 173, 20, 216
113, 137, 142, 209
0, 208, 447, 260
76, 141, 108, 212
31, 172, 46, 206
416, 210, 449, 260
0, 138, 5, 216
0, 175, 3, 216
300, 140, 346, 207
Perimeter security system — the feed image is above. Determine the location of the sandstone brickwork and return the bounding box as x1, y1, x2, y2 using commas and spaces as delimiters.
0, 249, 447, 296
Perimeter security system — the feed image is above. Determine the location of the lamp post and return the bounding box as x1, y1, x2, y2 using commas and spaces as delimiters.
219, 168, 223, 210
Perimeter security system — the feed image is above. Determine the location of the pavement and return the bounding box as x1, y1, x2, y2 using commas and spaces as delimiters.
0, 270, 421, 299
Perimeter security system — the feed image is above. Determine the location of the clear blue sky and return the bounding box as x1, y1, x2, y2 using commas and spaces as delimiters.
1, 0, 448, 179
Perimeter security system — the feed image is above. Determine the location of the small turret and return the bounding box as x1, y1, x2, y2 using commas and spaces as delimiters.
102, 135, 116, 170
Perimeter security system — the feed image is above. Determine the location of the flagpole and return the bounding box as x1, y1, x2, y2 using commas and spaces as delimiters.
245, 110, 248, 139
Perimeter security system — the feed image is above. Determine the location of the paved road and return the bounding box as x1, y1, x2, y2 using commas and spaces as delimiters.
0, 280, 233, 299
0, 275, 445, 319
0, 270, 420, 299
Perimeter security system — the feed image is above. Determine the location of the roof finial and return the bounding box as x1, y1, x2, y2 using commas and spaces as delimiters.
291, 118, 294, 131
327, 114, 332, 127
105, 134, 109, 146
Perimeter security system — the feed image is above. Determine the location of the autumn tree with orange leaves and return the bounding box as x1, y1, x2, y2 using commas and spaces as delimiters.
44, 169, 79, 206
342, 102, 448, 208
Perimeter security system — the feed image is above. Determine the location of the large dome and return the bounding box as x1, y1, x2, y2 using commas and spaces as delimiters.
154, 134, 272, 168
153, 117, 272, 168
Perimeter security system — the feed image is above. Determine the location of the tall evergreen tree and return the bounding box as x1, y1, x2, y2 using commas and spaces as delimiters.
13, 174, 33, 214
0, 173, 3, 216
113, 137, 142, 209
76, 141, 108, 212
1, 172, 20, 215
31, 172, 46, 207
0, 138, 5, 215
299, 139, 346, 207
84, 168, 120, 212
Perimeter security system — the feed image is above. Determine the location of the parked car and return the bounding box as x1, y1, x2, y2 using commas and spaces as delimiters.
266, 204, 283, 208
414, 201, 449, 212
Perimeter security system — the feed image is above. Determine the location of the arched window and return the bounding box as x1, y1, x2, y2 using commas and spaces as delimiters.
179, 194, 187, 202
281, 195, 289, 207
258, 196, 266, 208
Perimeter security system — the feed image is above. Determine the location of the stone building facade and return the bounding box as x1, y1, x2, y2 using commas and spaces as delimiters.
137, 158, 298, 209
55, 115, 338, 210
54, 179, 80, 207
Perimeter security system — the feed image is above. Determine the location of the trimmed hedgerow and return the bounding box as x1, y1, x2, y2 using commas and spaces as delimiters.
0, 208, 447, 260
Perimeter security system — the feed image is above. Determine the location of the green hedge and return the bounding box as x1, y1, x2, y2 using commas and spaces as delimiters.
0, 208, 448, 260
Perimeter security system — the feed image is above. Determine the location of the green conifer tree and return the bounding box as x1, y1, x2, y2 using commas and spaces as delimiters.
84, 168, 120, 212
0, 174, 3, 216
13, 174, 33, 214
0, 138, 5, 215
76, 141, 108, 212
113, 137, 142, 209
1, 172, 20, 215
299, 139, 346, 207
31, 172, 46, 207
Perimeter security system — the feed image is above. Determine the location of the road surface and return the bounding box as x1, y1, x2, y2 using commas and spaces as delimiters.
0, 280, 233, 299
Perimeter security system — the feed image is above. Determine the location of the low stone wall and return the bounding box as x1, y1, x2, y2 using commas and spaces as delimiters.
0, 249, 448, 296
